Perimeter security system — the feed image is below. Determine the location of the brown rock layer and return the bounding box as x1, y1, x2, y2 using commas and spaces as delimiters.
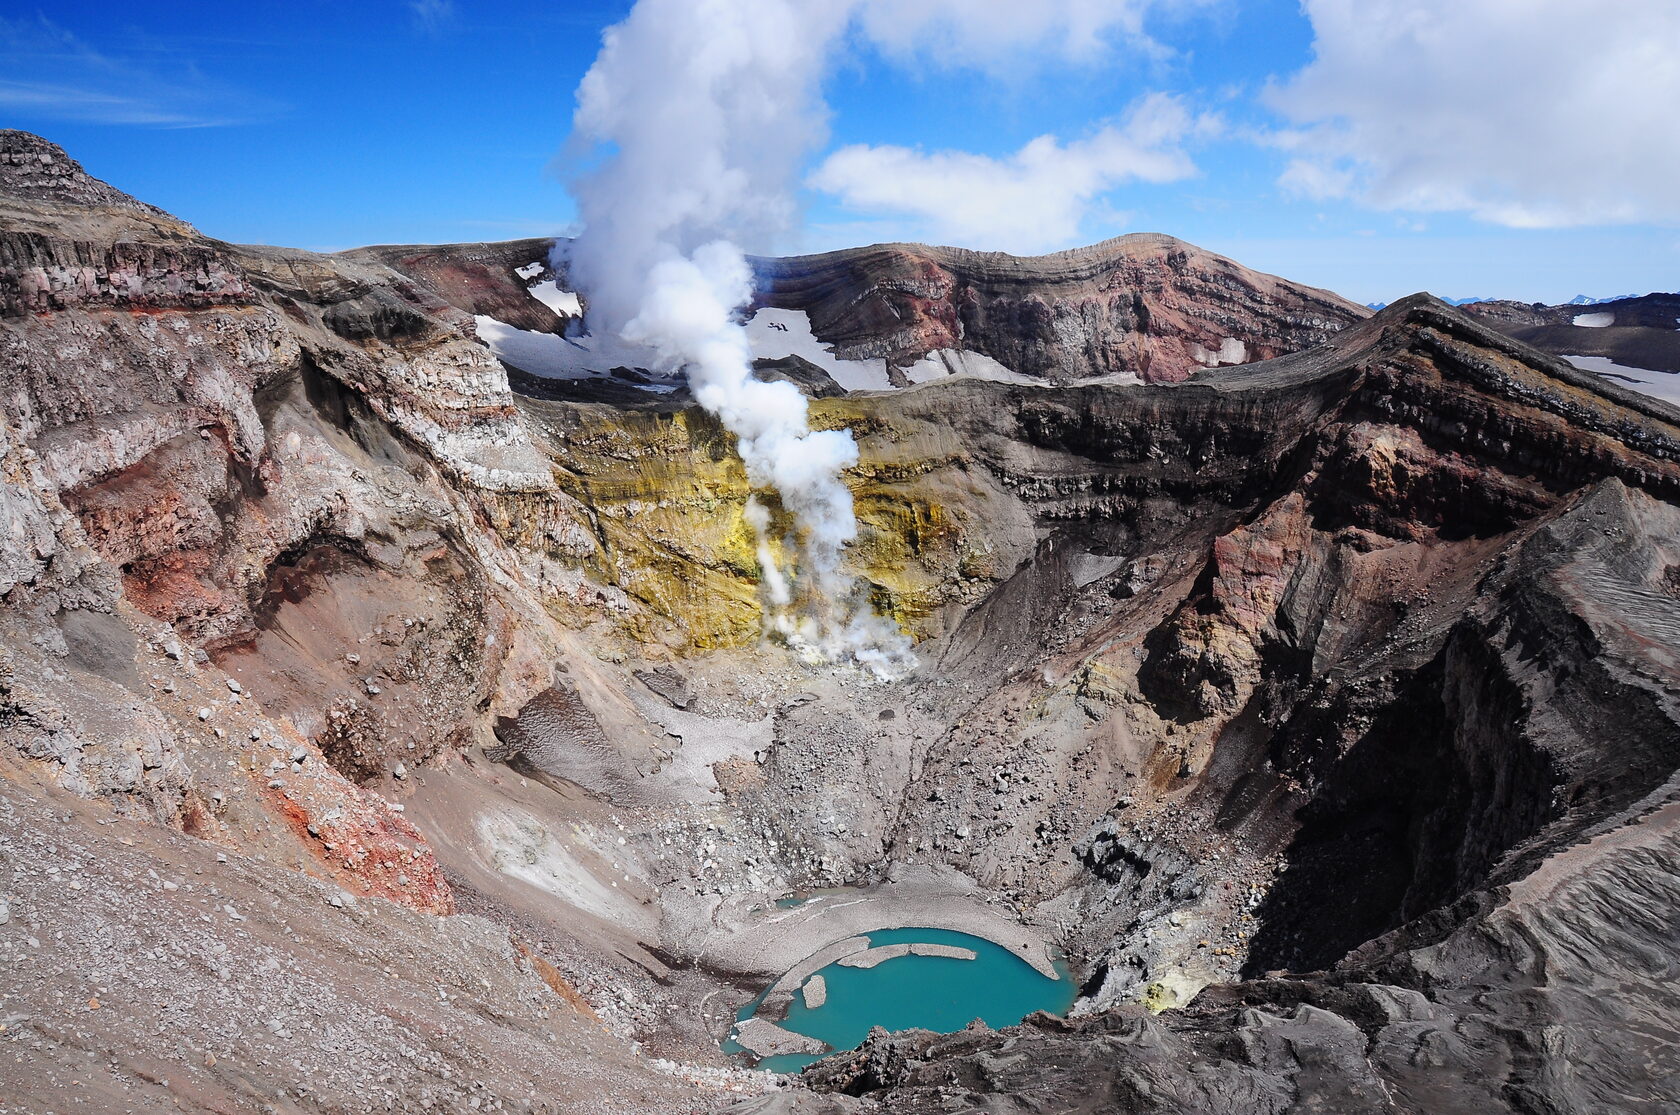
751, 235, 1369, 383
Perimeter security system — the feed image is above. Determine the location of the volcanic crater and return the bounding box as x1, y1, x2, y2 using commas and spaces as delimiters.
3, 129, 1680, 1114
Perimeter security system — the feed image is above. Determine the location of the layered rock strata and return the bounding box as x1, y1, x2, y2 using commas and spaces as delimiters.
751, 236, 1368, 383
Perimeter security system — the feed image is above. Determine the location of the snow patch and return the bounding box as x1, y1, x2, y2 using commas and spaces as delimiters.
476, 809, 639, 922
1191, 337, 1249, 368
528, 280, 582, 319
473, 315, 676, 390
744, 308, 891, 391
514, 261, 544, 280
479, 305, 1149, 397
904, 348, 1037, 385
1572, 312, 1615, 328
1564, 355, 1680, 407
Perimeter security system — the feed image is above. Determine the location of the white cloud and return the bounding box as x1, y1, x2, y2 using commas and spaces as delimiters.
848, 0, 1217, 70
565, 1, 1228, 269
808, 94, 1206, 254
1270, 0, 1680, 228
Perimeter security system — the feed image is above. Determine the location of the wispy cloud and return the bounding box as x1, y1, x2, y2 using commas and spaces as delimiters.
0, 14, 281, 129
410, 0, 456, 34
0, 79, 231, 128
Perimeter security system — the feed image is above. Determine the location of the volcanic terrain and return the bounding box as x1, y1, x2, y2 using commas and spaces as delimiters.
3, 129, 1680, 1115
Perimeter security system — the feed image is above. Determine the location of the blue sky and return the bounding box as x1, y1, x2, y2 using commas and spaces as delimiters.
2, 1, 1675, 306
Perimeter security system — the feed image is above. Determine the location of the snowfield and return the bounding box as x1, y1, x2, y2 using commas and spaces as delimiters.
528, 279, 582, 319
473, 315, 675, 388
1565, 354, 1680, 407
904, 347, 1037, 385
743, 308, 891, 391
479, 294, 1141, 397
1191, 337, 1249, 368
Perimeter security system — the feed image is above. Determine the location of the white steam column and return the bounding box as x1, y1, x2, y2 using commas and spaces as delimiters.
564, 0, 912, 676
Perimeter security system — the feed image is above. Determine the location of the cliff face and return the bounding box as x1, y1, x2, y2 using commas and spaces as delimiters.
5, 131, 1680, 1115
763, 310, 1680, 1114
0, 132, 723, 1113
751, 236, 1369, 383
343, 237, 565, 335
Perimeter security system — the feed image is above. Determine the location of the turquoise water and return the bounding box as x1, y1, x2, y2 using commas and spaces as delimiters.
724, 927, 1074, 1073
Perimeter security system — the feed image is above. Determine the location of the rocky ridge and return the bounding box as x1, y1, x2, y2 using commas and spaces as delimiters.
750, 236, 1368, 384
358, 232, 1369, 388
1465, 289, 1680, 374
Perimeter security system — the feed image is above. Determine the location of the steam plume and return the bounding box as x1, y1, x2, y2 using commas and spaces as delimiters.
565, 0, 910, 674
565, 0, 1184, 673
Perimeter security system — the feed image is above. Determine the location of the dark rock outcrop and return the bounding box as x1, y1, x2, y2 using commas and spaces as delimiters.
752, 354, 845, 399
0, 129, 173, 216
0, 130, 251, 316
342, 237, 566, 335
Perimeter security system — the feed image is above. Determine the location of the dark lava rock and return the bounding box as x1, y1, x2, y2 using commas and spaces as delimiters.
752, 354, 846, 399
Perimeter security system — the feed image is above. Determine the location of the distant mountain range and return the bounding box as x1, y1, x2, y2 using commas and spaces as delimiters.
1369, 293, 1644, 311
1564, 293, 1641, 305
